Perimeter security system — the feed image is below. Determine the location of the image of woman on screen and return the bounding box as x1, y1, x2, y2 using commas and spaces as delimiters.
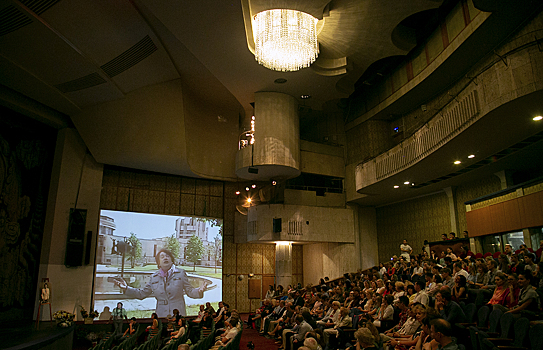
114, 248, 208, 317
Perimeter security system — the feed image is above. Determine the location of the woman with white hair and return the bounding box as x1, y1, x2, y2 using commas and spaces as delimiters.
355, 328, 378, 349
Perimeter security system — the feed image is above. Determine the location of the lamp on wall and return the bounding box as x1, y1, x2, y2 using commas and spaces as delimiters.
253, 9, 319, 71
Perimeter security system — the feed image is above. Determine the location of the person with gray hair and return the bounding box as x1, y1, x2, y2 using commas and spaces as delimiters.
303, 337, 319, 350
354, 328, 377, 349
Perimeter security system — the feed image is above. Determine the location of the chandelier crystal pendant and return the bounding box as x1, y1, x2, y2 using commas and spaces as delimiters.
253, 9, 319, 72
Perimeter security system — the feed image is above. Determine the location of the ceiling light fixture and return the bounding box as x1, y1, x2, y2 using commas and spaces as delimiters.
534, 115, 543, 121
468, 154, 475, 158
253, 9, 319, 72
454, 160, 461, 164
403, 181, 410, 185
235, 191, 241, 195
394, 185, 399, 189
251, 184, 256, 188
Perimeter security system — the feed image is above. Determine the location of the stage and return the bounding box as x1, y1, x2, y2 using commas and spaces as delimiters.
2, 321, 74, 350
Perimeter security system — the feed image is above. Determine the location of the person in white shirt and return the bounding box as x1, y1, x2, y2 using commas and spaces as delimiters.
412, 281, 429, 306
411, 260, 424, 280
452, 262, 469, 280
400, 240, 412, 262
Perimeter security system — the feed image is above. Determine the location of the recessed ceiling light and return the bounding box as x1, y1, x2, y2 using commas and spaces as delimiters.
274, 78, 287, 84
245, 187, 250, 191
403, 181, 410, 185
235, 191, 240, 195
411, 183, 415, 186
251, 184, 256, 188
534, 115, 543, 121
394, 185, 399, 189
454, 160, 461, 164
468, 154, 475, 158
301, 95, 311, 99
272, 180, 277, 186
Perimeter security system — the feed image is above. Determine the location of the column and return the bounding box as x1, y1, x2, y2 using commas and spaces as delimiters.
275, 242, 292, 288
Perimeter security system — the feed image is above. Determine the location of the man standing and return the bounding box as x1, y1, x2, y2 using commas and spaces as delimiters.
110, 302, 128, 337
400, 240, 412, 262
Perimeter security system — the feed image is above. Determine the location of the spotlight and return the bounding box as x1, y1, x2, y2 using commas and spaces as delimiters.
533, 116, 542, 121
468, 154, 475, 159
251, 184, 256, 189
245, 187, 250, 191
454, 160, 461, 164
246, 197, 252, 203
235, 191, 240, 195
403, 181, 410, 185
272, 180, 277, 186
394, 185, 399, 189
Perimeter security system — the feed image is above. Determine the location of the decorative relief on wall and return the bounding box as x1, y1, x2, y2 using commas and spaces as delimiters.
377, 192, 449, 262
0, 115, 54, 322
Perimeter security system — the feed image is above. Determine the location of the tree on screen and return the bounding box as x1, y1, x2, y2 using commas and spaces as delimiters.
126, 232, 142, 268
185, 235, 203, 271
213, 235, 222, 273
165, 233, 181, 260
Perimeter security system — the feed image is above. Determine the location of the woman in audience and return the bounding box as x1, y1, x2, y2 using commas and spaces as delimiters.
353, 327, 378, 350
487, 272, 510, 310
428, 275, 443, 297
393, 282, 406, 301
445, 247, 458, 261
505, 272, 540, 319
373, 295, 394, 328
264, 285, 275, 301
496, 254, 510, 273
167, 317, 186, 344
509, 254, 523, 274
451, 275, 468, 303
149, 318, 159, 338
364, 295, 382, 319
376, 280, 386, 295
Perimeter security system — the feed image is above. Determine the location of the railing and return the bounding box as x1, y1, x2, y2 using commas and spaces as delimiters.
356, 87, 480, 190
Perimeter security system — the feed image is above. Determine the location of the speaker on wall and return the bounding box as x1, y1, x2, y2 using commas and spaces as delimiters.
273, 218, 282, 233
65, 208, 87, 267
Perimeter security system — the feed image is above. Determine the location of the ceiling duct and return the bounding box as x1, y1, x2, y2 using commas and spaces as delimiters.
100, 35, 158, 78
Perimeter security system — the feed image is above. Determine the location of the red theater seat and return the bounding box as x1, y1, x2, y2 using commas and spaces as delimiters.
492, 252, 501, 259
475, 253, 483, 259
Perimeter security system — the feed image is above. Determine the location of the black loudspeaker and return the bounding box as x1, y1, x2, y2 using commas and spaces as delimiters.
273, 218, 282, 233
85, 230, 93, 265
65, 208, 87, 267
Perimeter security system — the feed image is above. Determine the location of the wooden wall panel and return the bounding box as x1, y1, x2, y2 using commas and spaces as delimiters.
502, 200, 521, 231
467, 191, 543, 237
519, 192, 543, 228
248, 279, 261, 299
489, 204, 505, 234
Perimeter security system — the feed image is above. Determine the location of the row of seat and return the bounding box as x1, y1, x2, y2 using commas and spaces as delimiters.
455, 304, 543, 350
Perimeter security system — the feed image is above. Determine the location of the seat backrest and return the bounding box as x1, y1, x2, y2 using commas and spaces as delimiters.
476, 305, 490, 328
464, 303, 477, 323
512, 317, 530, 347
499, 312, 514, 338
488, 308, 503, 333
529, 323, 543, 350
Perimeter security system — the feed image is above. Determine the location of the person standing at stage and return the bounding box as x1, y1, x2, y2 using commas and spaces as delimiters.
110, 302, 128, 336
400, 240, 412, 262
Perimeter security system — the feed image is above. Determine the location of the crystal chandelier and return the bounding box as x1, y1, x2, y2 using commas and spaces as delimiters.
253, 9, 319, 72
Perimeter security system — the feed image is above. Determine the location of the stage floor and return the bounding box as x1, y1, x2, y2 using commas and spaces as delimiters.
2, 321, 73, 350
